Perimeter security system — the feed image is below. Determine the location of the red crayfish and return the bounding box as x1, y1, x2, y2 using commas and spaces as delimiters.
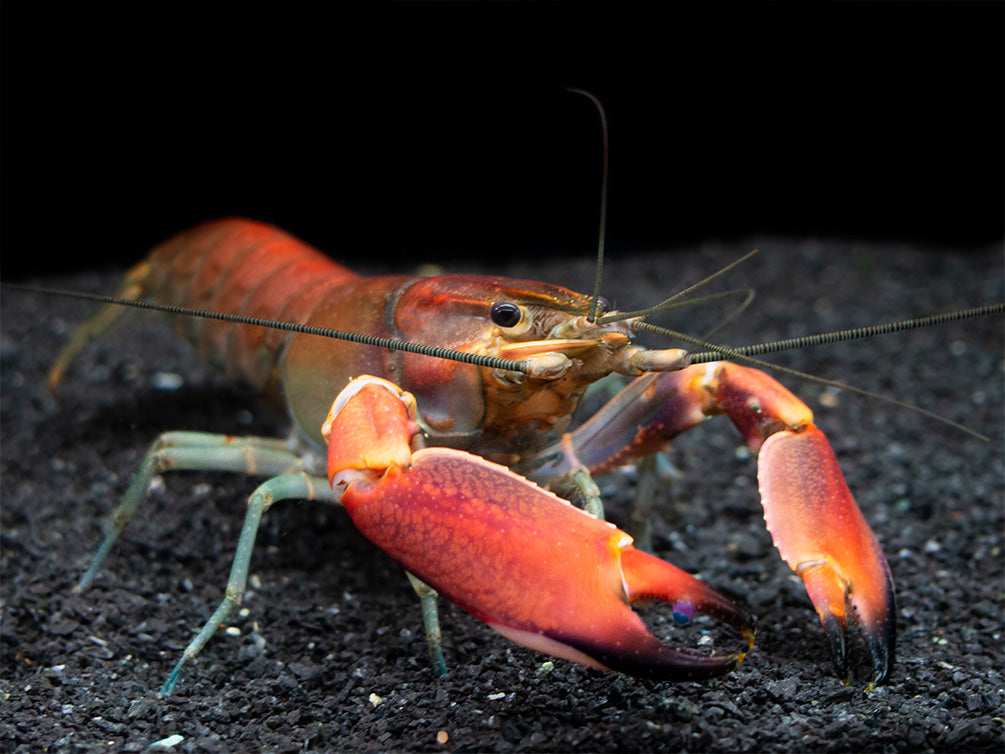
43, 216, 914, 696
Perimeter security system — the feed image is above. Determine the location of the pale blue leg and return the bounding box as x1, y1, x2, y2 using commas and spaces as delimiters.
406, 572, 447, 677
160, 473, 335, 697
76, 431, 304, 591
629, 455, 657, 552
629, 453, 682, 553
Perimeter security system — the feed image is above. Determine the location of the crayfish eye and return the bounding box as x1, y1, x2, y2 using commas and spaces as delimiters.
596, 296, 612, 315
490, 301, 523, 328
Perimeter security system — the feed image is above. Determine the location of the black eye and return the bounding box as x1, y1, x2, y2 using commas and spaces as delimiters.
596, 296, 612, 314
490, 301, 522, 328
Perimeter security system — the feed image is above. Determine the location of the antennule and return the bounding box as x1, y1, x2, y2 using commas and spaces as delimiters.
565, 88, 609, 323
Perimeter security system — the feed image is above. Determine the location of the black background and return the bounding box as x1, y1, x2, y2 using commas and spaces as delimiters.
2, 1, 1002, 278
2, 5, 1004, 749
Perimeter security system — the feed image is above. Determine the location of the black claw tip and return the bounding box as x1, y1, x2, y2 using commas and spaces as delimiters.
820, 613, 848, 680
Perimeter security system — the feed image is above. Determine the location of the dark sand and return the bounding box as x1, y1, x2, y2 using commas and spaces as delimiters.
2, 240, 1002, 752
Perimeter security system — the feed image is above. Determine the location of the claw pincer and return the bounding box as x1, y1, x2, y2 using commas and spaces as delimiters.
323, 376, 755, 682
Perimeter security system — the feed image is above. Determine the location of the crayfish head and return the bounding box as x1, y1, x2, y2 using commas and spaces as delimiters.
391, 275, 690, 460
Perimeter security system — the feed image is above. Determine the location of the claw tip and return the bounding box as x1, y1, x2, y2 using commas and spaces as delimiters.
741, 626, 756, 649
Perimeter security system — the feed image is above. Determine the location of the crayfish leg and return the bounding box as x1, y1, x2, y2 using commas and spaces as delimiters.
160, 472, 336, 697
75, 431, 303, 592
68, 427, 343, 697
405, 572, 448, 678
74, 434, 301, 595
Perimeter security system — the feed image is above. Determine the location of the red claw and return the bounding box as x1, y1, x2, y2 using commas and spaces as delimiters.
323, 377, 755, 682
759, 425, 895, 686
559, 363, 897, 686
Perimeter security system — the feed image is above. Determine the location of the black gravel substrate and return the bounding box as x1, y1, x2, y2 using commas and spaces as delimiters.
2, 239, 1002, 752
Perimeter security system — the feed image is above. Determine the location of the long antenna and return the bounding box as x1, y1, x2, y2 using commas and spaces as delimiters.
686, 303, 1005, 360
634, 304, 1005, 442
2, 283, 532, 374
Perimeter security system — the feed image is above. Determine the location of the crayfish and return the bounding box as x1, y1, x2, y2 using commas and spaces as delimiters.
36, 216, 924, 697
19, 94, 1002, 699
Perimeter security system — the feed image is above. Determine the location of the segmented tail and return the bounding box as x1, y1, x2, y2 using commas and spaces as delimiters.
49, 219, 358, 393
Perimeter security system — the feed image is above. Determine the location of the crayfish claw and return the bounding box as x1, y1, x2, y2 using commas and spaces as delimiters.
585, 640, 747, 683
326, 377, 756, 684
760, 425, 896, 687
